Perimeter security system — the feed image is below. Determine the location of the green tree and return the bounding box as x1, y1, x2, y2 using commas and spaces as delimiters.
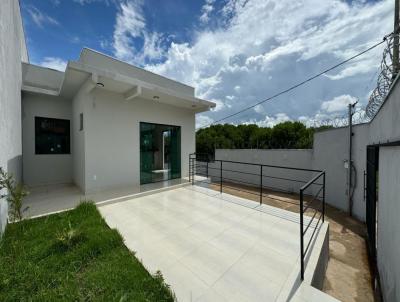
196, 121, 317, 158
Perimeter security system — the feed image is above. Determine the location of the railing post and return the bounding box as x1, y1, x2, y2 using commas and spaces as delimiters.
192, 158, 195, 185
260, 165, 263, 205
206, 161, 209, 179
300, 189, 304, 280
189, 156, 191, 183
220, 161, 223, 194
322, 172, 326, 223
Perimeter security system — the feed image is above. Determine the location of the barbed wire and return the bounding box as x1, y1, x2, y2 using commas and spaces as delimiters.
366, 33, 397, 118
289, 33, 396, 128
304, 108, 369, 128
198, 34, 392, 130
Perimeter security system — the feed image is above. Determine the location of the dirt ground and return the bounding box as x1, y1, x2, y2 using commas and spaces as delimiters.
205, 181, 375, 302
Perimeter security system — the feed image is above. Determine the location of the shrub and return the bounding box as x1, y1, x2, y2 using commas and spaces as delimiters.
0, 167, 29, 222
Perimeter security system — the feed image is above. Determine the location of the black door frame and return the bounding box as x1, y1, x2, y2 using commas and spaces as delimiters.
366, 145, 379, 261
365, 140, 400, 300
139, 122, 181, 185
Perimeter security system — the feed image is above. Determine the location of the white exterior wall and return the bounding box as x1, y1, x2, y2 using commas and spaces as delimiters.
0, 0, 28, 235
22, 93, 73, 186
72, 86, 87, 192
215, 149, 314, 194
82, 88, 195, 193
377, 146, 400, 302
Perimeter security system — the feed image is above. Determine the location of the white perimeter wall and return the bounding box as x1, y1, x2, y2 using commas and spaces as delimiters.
215, 149, 315, 194
81, 88, 195, 193
215, 123, 369, 221
377, 146, 400, 302
312, 124, 369, 221
0, 0, 28, 235
22, 93, 73, 186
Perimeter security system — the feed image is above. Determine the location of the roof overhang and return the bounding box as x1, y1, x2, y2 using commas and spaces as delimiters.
21, 50, 216, 113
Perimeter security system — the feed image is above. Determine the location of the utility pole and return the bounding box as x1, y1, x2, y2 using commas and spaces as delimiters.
347, 101, 357, 217
393, 0, 400, 79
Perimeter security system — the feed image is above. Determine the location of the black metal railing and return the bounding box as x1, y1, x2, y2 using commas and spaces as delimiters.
189, 152, 326, 281
299, 171, 325, 280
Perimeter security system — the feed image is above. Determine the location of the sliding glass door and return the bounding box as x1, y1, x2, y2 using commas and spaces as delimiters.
140, 122, 181, 184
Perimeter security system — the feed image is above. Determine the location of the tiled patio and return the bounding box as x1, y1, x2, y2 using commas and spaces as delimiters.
22, 179, 188, 218
98, 185, 332, 301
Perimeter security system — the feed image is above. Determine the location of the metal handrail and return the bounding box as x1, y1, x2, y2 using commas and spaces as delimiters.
189, 153, 326, 281
299, 171, 325, 280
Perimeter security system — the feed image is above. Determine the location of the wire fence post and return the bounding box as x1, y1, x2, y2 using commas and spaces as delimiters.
206, 161, 209, 179
300, 189, 304, 280
322, 172, 326, 222
220, 161, 223, 194
260, 165, 263, 205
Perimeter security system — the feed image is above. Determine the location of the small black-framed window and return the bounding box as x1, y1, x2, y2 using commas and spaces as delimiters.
35, 117, 70, 154
79, 113, 83, 131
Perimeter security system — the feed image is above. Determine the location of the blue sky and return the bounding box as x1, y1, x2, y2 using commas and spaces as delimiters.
20, 0, 393, 128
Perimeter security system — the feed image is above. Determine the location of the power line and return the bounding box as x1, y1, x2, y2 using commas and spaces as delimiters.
198, 33, 392, 130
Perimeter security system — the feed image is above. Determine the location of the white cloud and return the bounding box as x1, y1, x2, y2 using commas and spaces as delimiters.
320, 94, 358, 112
112, 0, 165, 65
38, 57, 67, 72
254, 104, 265, 114
196, 115, 214, 128
26, 6, 59, 28
200, 0, 215, 23
143, 0, 392, 127
255, 113, 291, 127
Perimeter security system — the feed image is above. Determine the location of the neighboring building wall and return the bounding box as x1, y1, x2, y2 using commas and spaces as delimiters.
215, 149, 314, 194
82, 88, 195, 193
377, 146, 400, 302
22, 93, 73, 186
0, 0, 28, 235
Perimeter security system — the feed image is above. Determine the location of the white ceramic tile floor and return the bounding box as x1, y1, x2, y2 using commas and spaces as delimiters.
99, 186, 324, 302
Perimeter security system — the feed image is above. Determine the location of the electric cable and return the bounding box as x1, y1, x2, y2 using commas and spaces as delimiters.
198, 32, 393, 130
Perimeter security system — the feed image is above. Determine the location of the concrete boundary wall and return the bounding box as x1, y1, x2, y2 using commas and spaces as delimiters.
214, 149, 315, 195
312, 124, 369, 221
215, 124, 369, 222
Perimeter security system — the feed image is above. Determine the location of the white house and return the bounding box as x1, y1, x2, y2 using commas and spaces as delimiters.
21, 49, 215, 194
0, 0, 214, 231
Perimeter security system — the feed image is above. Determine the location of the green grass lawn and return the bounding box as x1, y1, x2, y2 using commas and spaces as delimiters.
0, 202, 175, 302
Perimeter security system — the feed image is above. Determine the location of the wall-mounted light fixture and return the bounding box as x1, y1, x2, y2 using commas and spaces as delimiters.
153, 95, 160, 100
96, 82, 104, 88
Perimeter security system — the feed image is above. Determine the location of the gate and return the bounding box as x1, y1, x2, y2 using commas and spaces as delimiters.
366, 146, 379, 262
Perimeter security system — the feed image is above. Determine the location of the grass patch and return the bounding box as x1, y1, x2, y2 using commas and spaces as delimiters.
0, 202, 175, 301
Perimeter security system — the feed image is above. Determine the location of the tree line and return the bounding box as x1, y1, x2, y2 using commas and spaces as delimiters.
196, 121, 332, 158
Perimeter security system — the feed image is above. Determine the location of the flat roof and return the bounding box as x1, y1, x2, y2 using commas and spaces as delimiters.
22, 48, 215, 113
